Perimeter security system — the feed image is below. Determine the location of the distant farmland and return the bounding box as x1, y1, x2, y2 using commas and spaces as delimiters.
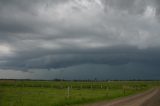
0, 80, 159, 106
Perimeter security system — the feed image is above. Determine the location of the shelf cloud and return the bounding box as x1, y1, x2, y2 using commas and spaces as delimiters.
0, 0, 160, 79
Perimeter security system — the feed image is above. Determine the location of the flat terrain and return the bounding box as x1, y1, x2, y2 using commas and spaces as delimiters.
86, 88, 160, 106
0, 80, 159, 106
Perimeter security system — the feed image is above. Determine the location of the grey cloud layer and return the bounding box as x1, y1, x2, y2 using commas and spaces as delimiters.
0, 0, 160, 71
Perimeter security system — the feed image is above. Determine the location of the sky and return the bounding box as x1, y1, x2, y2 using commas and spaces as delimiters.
0, 0, 160, 80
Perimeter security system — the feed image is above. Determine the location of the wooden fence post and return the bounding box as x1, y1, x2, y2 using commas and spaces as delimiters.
67, 86, 70, 98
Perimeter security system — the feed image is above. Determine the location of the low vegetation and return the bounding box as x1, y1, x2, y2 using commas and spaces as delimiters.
0, 80, 159, 106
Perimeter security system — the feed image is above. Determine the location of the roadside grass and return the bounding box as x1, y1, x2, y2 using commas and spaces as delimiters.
0, 80, 159, 106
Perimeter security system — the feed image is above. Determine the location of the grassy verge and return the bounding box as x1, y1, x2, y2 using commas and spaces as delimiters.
0, 80, 159, 106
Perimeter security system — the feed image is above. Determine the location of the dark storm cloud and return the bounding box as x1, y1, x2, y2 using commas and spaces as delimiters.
0, 0, 160, 78
1, 46, 160, 70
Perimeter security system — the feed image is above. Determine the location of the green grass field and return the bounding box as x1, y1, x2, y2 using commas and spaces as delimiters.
0, 80, 159, 106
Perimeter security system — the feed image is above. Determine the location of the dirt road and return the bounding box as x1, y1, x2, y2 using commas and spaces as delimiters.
86, 88, 160, 106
